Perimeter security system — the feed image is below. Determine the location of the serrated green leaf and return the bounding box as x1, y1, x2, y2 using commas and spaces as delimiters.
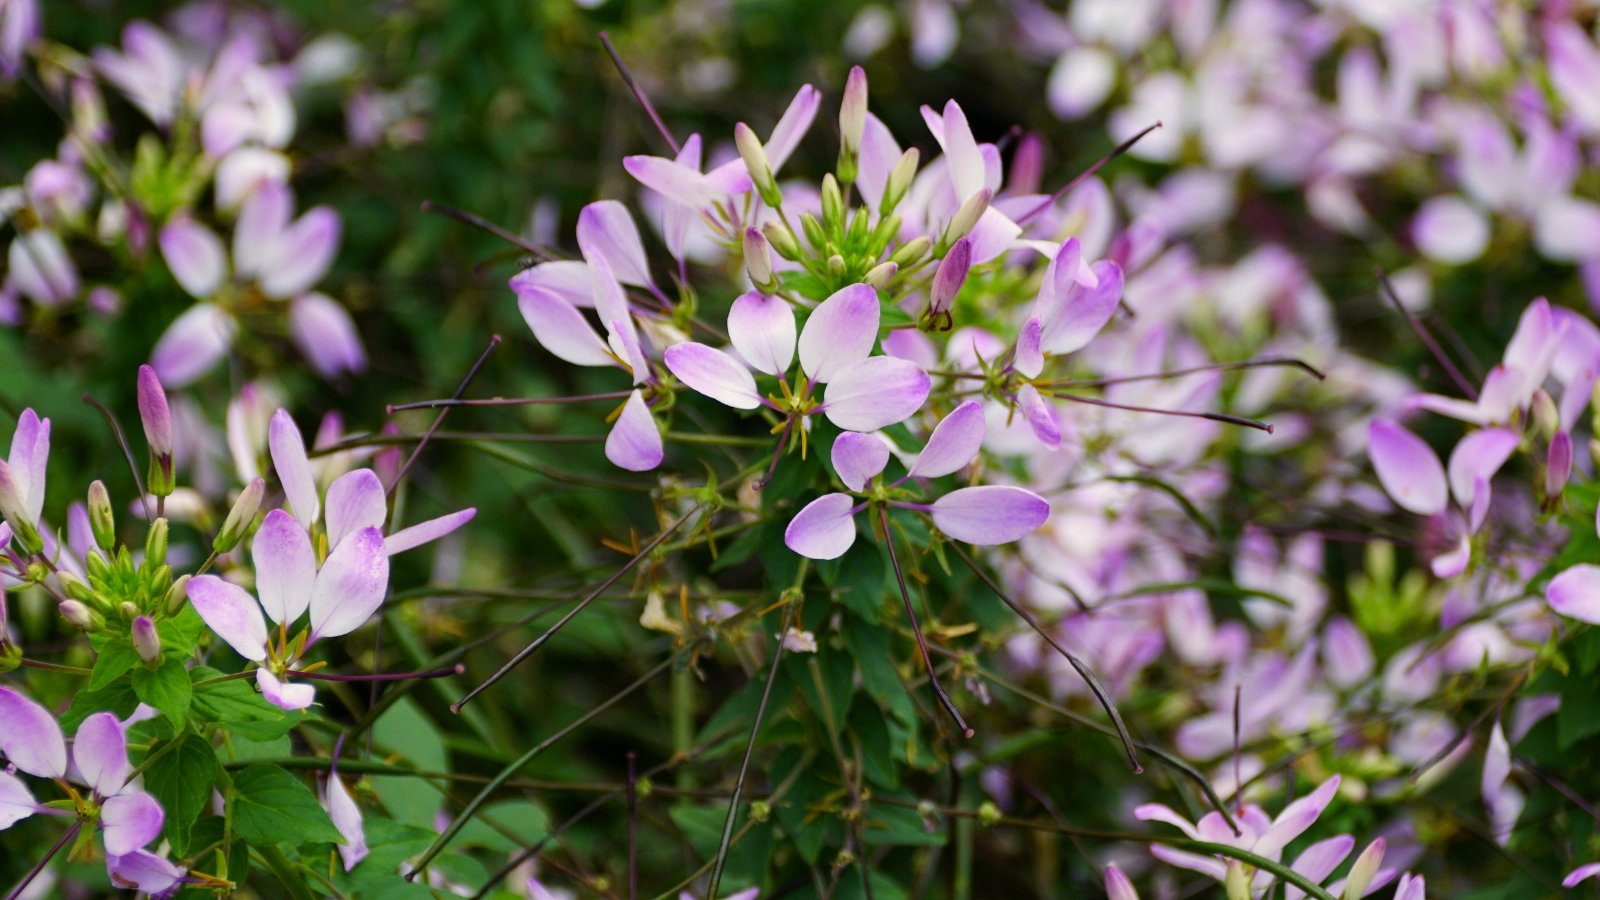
89, 641, 140, 691
132, 659, 192, 727
143, 734, 217, 855
190, 666, 298, 740
61, 681, 140, 732
229, 763, 343, 846
160, 604, 206, 659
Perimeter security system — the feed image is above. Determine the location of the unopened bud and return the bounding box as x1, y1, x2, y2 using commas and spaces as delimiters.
0, 460, 42, 554
926, 236, 972, 330
1547, 431, 1574, 500
145, 517, 169, 568
976, 801, 1002, 827
734, 122, 781, 207
165, 573, 191, 616
882, 147, 919, 214
1224, 861, 1252, 900
1342, 839, 1385, 900
864, 261, 898, 291
867, 212, 902, 250
847, 208, 870, 245
25, 561, 49, 583
119, 601, 139, 621
821, 174, 844, 234
215, 478, 265, 554
88, 480, 116, 552
57, 571, 94, 604
1532, 389, 1559, 438
827, 254, 846, 277
743, 227, 776, 291
799, 213, 827, 252
943, 188, 992, 249
0, 640, 19, 673
763, 220, 803, 261
59, 599, 97, 630
889, 236, 932, 269
132, 615, 161, 663
838, 66, 868, 183
86, 548, 111, 583
137, 366, 174, 500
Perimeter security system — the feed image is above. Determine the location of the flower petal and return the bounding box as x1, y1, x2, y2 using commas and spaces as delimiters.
256, 668, 316, 711
1255, 775, 1340, 859
385, 508, 477, 556
325, 470, 387, 550
822, 356, 931, 432
1015, 384, 1061, 450
1041, 260, 1123, 355
576, 201, 652, 288
664, 343, 762, 409
149, 303, 238, 387
1565, 864, 1600, 888
101, 791, 164, 856
930, 486, 1050, 544
908, 401, 985, 479
73, 712, 130, 798
0, 687, 67, 778
1014, 316, 1044, 379
186, 575, 269, 662
799, 283, 880, 383
259, 207, 340, 298
1368, 419, 1447, 516
1413, 194, 1488, 265
269, 409, 320, 529
514, 284, 615, 367
249, 508, 316, 625
0, 771, 39, 829
606, 390, 664, 472
727, 292, 796, 377
309, 526, 390, 641
623, 155, 720, 210
764, 85, 820, 172
323, 773, 368, 871
1283, 836, 1355, 900
107, 849, 186, 896
1548, 564, 1600, 624
1104, 864, 1139, 900
783, 493, 859, 560
159, 215, 227, 299
938, 100, 985, 200
1446, 428, 1518, 509
831, 432, 889, 492
234, 180, 292, 279
289, 293, 366, 379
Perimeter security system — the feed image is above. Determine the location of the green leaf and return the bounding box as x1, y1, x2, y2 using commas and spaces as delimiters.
132, 659, 192, 728
89, 641, 140, 691
229, 763, 343, 846
61, 681, 140, 732
335, 817, 436, 894
190, 667, 298, 740
371, 697, 447, 829
159, 604, 207, 659
143, 735, 218, 855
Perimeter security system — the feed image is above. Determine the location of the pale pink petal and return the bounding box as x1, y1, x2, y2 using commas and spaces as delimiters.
1104, 863, 1139, 900
764, 85, 820, 172
660, 135, 704, 261
323, 773, 368, 871
1394, 874, 1425, 900
908, 400, 985, 479
186, 575, 269, 662
1133, 803, 1200, 839
966, 206, 1022, 265
939, 100, 985, 200
101, 791, 163, 856
831, 432, 889, 492
1255, 775, 1340, 859
269, 409, 319, 529
1014, 316, 1044, 379
1368, 419, 1448, 516
1322, 616, 1373, 688
107, 849, 186, 896
1015, 384, 1061, 450
259, 207, 340, 298
1482, 719, 1523, 846
1041, 260, 1123, 355
385, 508, 476, 556
159, 215, 227, 299
660, 336, 759, 404
857, 114, 902, 209
930, 486, 1050, 545
1446, 428, 1518, 509
624, 155, 720, 210
514, 285, 614, 367
309, 526, 389, 640
1548, 564, 1600, 623
798, 283, 881, 383
1565, 864, 1600, 888
509, 260, 595, 309
149, 303, 238, 387
0, 772, 39, 829
727, 292, 796, 376
256, 668, 315, 711
784, 493, 858, 560
1413, 195, 1488, 265
73, 713, 130, 798
577, 201, 652, 288
233, 180, 292, 280
1148, 844, 1228, 881
289, 293, 366, 379
0, 687, 67, 778
324, 470, 387, 550
606, 390, 664, 472
821, 356, 931, 431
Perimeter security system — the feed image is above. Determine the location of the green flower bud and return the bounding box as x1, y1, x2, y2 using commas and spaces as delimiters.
132, 615, 161, 664
88, 480, 116, 552
59, 599, 99, 630
1532, 389, 1559, 438
165, 573, 191, 616
0, 640, 20, 673
1224, 862, 1252, 900
838, 67, 867, 185
762, 220, 803, 262
800, 213, 828, 252
57, 571, 95, 604
734, 122, 782, 208
145, 518, 169, 569
1342, 840, 1385, 900
215, 477, 265, 554
942, 188, 992, 250
881, 147, 919, 214
977, 801, 1002, 827
864, 261, 898, 291
821, 174, 845, 234
889, 236, 932, 269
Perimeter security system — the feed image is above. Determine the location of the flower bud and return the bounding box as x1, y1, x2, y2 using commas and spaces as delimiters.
799, 213, 827, 251
942, 188, 992, 249
57, 571, 95, 604
132, 615, 161, 664
926, 236, 972, 330
882, 147, 919, 214
0, 640, 19, 673
1532, 389, 1559, 438
88, 480, 116, 552
821, 174, 845, 234
165, 573, 191, 616
743, 227, 776, 292
734, 122, 781, 208
864, 261, 898, 291
1224, 861, 1252, 900
763, 220, 803, 262
137, 366, 174, 500
119, 601, 139, 621
86, 548, 112, 584
1548, 431, 1574, 500
867, 212, 902, 250
214, 477, 265, 554
827, 254, 846, 277
889, 236, 932, 269
1342, 839, 1385, 900
838, 66, 868, 183
0, 460, 42, 554
145, 517, 169, 569
59, 600, 98, 630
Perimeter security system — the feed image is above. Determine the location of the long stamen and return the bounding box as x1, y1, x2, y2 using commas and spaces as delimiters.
1015, 122, 1162, 227
286, 664, 464, 682
8, 820, 82, 900
1375, 268, 1478, 400
755, 415, 796, 490
387, 391, 634, 413
599, 32, 681, 155
880, 506, 974, 739
1045, 390, 1273, 433
419, 200, 557, 260
1043, 356, 1326, 389
82, 393, 150, 521
387, 335, 502, 498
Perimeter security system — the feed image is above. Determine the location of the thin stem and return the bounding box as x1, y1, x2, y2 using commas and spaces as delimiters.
1043, 356, 1326, 389
1015, 122, 1162, 228
1045, 390, 1272, 433
7, 820, 81, 900
18, 659, 92, 675
420, 200, 557, 260
881, 507, 973, 739
627, 752, 638, 900
1376, 268, 1477, 400
451, 504, 703, 712
387, 334, 502, 498
285, 664, 463, 682
600, 32, 680, 154
82, 393, 150, 521
387, 391, 633, 413
706, 628, 788, 899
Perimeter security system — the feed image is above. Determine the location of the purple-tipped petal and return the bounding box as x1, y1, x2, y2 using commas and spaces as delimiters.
764, 84, 820, 172
0, 687, 67, 778
101, 791, 163, 856
253, 509, 317, 625
259, 207, 340, 299
821, 356, 931, 432
1482, 719, 1523, 847
1446, 428, 1518, 509
727, 292, 796, 377
1015, 384, 1061, 450
1394, 874, 1425, 900
1368, 419, 1448, 516
908, 401, 985, 479
784, 493, 858, 560
8, 230, 78, 304
186, 575, 269, 661
1284, 836, 1355, 900
1322, 616, 1373, 689
136, 365, 173, 460
107, 849, 186, 896
577, 201, 652, 288
1255, 775, 1340, 859
269, 409, 319, 529
256, 669, 315, 711
1104, 864, 1139, 900
7, 408, 48, 523
149, 303, 238, 387
234, 180, 292, 280
385, 508, 477, 556
831, 432, 889, 492
323, 773, 368, 871
664, 343, 762, 409
1548, 431, 1574, 498
309, 526, 389, 640
1565, 864, 1600, 888
1041, 260, 1123, 355
74, 713, 130, 798
514, 285, 614, 367
159, 216, 227, 299
1014, 316, 1044, 379
606, 390, 664, 473
930, 486, 1050, 545
0, 772, 39, 829
929, 237, 971, 317
289, 293, 366, 379
623, 155, 720, 210
1548, 564, 1600, 624
325, 470, 387, 550
798, 283, 880, 384
1413, 195, 1488, 265
938, 100, 985, 200
508, 261, 595, 309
